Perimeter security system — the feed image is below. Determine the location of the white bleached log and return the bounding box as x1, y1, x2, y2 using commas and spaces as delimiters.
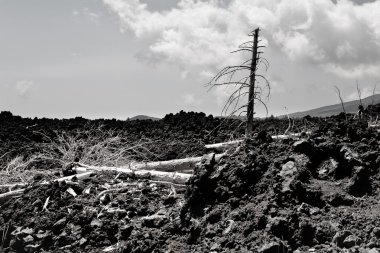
205, 132, 312, 151
205, 140, 243, 152
0, 189, 25, 201
75, 166, 191, 185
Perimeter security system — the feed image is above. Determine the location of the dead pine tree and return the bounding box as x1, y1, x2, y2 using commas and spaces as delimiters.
207, 28, 270, 136
334, 86, 347, 122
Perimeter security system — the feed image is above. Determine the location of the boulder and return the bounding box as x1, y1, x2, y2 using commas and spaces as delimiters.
332, 230, 352, 247
258, 242, 288, 253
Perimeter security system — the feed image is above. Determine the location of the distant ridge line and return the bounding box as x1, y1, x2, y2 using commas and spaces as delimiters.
281, 94, 380, 118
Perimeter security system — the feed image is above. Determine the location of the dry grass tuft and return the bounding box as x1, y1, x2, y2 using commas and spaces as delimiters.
0, 126, 155, 185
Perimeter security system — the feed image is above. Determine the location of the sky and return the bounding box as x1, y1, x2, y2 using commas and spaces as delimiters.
0, 0, 380, 119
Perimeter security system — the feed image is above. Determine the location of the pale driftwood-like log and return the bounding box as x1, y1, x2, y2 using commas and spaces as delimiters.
75, 154, 224, 175
132, 154, 224, 172
54, 172, 94, 182
75, 166, 191, 185
0, 189, 25, 201
205, 140, 243, 152
205, 132, 313, 151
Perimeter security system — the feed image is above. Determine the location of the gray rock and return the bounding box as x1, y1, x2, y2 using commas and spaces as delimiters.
258, 242, 288, 253
293, 140, 317, 159
297, 202, 311, 214
332, 230, 352, 247
278, 161, 298, 192
372, 227, 380, 238
210, 243, 220, 250
367, 237, 380, 248
343, 235, 360, 248
24, 244, 40, 253
23, 235, 34, 243
79, 237, 87, 246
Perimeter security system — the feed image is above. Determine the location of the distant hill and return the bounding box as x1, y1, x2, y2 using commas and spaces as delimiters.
283, 94, 380, 118
129, 115, 160, 121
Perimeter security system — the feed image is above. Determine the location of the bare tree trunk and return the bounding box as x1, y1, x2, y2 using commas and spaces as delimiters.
246, 28, 259, 136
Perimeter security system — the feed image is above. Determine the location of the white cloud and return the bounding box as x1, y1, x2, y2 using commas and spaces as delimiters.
15, 80, 34, 98
72, 8, 102, 23
83, 8, 102, 23
103, 0, 380, 80
182, 93, 203, 106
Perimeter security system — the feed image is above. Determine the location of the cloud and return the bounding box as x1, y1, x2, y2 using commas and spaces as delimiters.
182, 93, 203, 106
16, 80, 34, 98
72, 8, 102, 23
103, 0, 380, 79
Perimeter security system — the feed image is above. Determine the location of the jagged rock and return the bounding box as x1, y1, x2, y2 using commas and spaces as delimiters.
258, 242, 288, 253
343, 235, 361, 248
210, 243, 220, 250
372, 227, 380, 238
317, 158, 338, 178
23, 235, 34, 243
293, 140, 318, 159
79, 237, 87, 246
278, 161, 298, 192
256, 130, 273, 143
90, 219, 103, 228
326, 192, 354, 207
268, 217, 289, 239
346, 166, 371, 196
297, 203, 311, 214
24, 244, 40, 253
367, 237, 380, 248
119, 225, 133, 239
141, 213, 167, 228
332, 230, 352, 247
340, 146, 361, 165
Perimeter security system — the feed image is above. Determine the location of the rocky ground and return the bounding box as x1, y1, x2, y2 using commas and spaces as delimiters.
1, 111, 380, 252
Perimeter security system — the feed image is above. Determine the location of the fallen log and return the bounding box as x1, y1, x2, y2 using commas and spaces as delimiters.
205, 140, 243, 152
0, 189, 25, 201
132, 154, 224, 172
74, 166, 191, 185
205, 132, 312, 151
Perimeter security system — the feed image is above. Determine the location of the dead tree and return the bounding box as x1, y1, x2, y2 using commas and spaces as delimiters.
334, 86, 347, 121
207, 28, 270, 136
